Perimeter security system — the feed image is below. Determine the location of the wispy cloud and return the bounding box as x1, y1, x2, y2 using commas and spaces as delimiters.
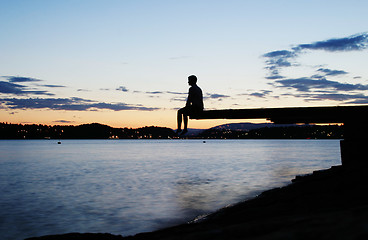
205, 93, 230, 99
291, 93, 368, 104
0, 76, 62, 96
78, 88, 91, 92
263, 32, 368, 80
249, 90, 273, 98
0, 97, 159, 111
263, 50, 297, 79
0, 81, 54, 96
261, 32, 368, 104
237, 90, 274, 99
39, 84, 66, 88
0, 76, 163, 113
146, 91, 164, 94
166, 91, 187, 95
5, 76, 42, 83
170, 97, 186, 102
316, 68, 348, 76
170, 92, 230, 102
53, 120, 75, 123
116, 86, 129, 92
145, 91, 187, 95
275, 77, 368, 92
294, 33, 368, 52
263, 50, 297, 68
133, 90, 187, 102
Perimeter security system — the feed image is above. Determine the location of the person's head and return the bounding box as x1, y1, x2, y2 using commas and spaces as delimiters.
188, 75, 197, 86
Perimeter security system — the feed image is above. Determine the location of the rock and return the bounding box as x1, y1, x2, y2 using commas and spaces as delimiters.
25, 233, 124, 240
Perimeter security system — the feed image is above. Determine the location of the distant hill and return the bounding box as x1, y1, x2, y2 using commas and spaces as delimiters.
179, 128, 206, 136
197, 122, 343, 139
0, 123, 176, 139
0, 122, 344, 139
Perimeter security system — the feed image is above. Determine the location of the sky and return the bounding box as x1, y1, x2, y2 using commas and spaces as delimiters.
1, 0, 368, 129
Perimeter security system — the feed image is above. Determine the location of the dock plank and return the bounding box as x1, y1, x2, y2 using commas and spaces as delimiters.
191, 105, 368, 124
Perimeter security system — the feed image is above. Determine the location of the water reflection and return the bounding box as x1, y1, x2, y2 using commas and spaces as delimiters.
0, 139, 341, 240
175, 176, 216, 216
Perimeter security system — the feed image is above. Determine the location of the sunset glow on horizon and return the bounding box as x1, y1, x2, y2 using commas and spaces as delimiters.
1, 1, 368, 129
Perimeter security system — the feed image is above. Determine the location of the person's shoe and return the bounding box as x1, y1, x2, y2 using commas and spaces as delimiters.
180, 129, 188, 135
176, 129, 182, 134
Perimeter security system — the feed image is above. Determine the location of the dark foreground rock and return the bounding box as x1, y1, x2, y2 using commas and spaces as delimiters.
26, 165, 368, 240
26, 233, 124, 240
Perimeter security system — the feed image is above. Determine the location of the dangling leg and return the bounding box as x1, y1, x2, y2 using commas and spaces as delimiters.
182, 113, 188, 134
177, 108, 183, 133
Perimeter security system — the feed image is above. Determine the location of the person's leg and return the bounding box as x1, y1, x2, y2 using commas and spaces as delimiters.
181, 106, 192, 134
177, 107, 190, 134
177, 108, 183, 133
182, 113, 188, 134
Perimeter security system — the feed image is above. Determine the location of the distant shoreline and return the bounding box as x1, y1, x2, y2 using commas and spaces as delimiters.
1, 122, 343, 139
26, 164, 368, 240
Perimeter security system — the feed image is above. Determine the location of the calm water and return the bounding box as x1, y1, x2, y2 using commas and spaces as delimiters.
0, 139, 341, 240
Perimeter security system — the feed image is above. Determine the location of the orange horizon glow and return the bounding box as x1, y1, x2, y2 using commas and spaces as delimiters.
0, 108, 272, 130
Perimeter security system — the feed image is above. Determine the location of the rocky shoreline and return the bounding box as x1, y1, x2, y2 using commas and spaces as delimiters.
26, 164, 368, 240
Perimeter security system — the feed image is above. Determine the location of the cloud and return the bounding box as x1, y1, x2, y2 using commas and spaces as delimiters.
78, 88, 91, 92
0, 76, 61, 96
265, 75, 285, 80
4, 76, 65, 88
116, 86, 129, 92
294, 33, 368, 52
346, 98, 368, 104
0, 81, 25, 94
205, 93, 230, 99
5, 76, 42, 83
137, 90, 188, 98
146, 91, 187, 95
0, 81, 54, 96
263, 32, 368, 80
263, 50, 298, 79
317, 68, 348, 76
166, 91, 187, 95
53, 120, 75, 123
167, 92, 230, 102
263, 50, 296, 58
170, 97, 186, 102
0, 76, 160, 112
40, 84, 66, 88
90, 102, 158, 111
237, 90, 274, 98
293, 93, 368, 104
0, 97, 159, 111
275, 77, 368, 92
249, 90, 273, 98
146, 91, 164, 94
260, 32, 368, 104
130, 90, 187, 96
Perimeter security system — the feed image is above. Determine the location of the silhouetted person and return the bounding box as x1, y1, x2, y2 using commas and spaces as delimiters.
177, 75, 204, 135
